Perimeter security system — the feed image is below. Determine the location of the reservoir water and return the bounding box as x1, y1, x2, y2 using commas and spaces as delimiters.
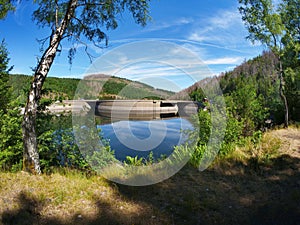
96, 116, 194, 161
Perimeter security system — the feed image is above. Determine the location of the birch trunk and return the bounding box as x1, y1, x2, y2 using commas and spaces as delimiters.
22, 0, 78, 174
278, 59, 289, 128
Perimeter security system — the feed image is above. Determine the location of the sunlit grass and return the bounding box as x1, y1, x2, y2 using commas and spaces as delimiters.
0, 169, 155, 224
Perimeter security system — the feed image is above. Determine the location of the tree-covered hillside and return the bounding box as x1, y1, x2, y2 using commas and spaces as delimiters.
81, 74, 174, 100
220, 51, 299, 124
178, 51, 299, 127
8, 74, 174, 104
9, 74, 80, 104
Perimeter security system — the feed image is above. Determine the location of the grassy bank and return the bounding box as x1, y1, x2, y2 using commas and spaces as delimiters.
1, 128, 300, 225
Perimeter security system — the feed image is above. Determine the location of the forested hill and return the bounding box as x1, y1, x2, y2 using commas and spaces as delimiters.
9, 74, 80, 104
8, 74, 174, 104
80, 74, 174, 100
175, 51, 300, 124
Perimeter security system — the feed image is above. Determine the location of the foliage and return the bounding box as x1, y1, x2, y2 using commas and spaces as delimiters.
239, 0, 284, 53
189, 74, 268, 166
99, 77, 173, 100
0, 102, 23, 171
220, 51, 286, 124
102, 80, 127, 95
125, 155, 143, 166
1, 73, 173, 173
36, 113, 117, 173
38, 127, 90, 172
187, 47, 299, 167
0, 0, 15, 19
0, 41, 23, 172
226, 81, 268, 135
0, 41, 12, 112
72, 117, 117, 173
189, 105, 244, 166
32, 0, 150, 63
238, 0, 300, 127
16, 0, 152, 174
189, 144, 206, 168
9, 74, 81, 104
189, 88, 205, 102
37, 114, 116, 173
279, 0, 300, 64
197, 110, 212, 145
9, 74, 173, 103
284, 67, 300, 122
122, 151, 167, 167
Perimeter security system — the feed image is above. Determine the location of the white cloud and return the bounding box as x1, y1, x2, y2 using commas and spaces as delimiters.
144, 17, 194, 32
203, 57, 243, 65
188, 9, 247, 46
209, 10, 241, 29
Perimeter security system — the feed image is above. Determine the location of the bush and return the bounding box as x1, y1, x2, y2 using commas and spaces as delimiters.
0, 103, 23, 171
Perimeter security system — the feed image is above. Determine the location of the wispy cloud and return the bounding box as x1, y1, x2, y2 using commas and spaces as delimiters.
203, 56, 243, 65
188, 9, 248, 47
142, 17, 194, 32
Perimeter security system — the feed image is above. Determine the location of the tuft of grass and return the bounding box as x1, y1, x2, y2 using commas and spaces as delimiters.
212, 130, 283, 172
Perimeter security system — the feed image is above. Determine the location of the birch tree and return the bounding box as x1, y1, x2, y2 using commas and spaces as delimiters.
238, 0, 299, 128
21, 0, 150, 174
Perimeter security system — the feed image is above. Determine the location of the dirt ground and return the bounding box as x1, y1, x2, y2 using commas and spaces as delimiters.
272, 128, 300, 158
1, 128, 300, 225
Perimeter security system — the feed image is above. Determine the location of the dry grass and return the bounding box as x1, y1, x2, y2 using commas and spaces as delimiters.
272, 127, 300, 158
1, 128, 300, 225
0, 170, 168, 225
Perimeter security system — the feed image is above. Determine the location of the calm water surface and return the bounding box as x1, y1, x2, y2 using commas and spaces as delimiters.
97, 117, 194, 161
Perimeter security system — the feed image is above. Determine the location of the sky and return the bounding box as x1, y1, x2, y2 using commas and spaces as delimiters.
0, 0, 267, 91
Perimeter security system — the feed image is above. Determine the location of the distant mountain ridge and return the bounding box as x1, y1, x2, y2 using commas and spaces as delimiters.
172, 51, 279, 100
9, 73, 174, 104
173, 50, 299, 122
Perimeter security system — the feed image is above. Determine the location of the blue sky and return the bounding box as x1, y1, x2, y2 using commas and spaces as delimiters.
0, 0, 266, 91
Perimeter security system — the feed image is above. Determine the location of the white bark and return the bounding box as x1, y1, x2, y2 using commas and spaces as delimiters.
279, 59, 289, 128
22, 0, 78, 174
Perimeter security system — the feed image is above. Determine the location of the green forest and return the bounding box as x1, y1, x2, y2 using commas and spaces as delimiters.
7, 74, 173, 104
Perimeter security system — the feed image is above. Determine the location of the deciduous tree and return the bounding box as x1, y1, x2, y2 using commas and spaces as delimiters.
19, 0, 151, 174
0, 0, 15, 19
238, 0, 299, 128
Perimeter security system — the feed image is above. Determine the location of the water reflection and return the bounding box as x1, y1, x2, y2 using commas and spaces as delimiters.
96, 117, 194, 161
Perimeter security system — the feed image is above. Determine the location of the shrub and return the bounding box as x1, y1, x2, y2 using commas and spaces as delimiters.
0, 102, 23, 171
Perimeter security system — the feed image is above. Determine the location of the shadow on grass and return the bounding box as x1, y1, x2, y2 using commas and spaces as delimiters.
2, 154, 300, 225
1, 191, 155, 225
117, 154, 300, 225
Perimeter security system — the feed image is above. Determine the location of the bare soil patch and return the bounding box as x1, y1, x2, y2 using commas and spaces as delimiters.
272, 128, 300, 158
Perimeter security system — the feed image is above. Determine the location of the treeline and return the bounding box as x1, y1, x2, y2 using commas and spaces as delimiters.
185, 50, 299, 127
220, 51, 299, 124
99, 77, 173, 99
9, 74, 173, 102
9, 74, 80, 104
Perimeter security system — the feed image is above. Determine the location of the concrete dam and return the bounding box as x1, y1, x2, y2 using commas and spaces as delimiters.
48, 100, 200, 120
91, 100, 200, 120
